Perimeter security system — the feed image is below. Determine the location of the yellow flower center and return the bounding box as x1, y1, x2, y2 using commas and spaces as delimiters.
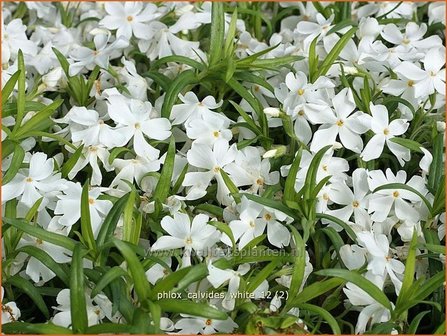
95, 80, 101, 94
407, 80, 414, 87
185, 237, 193, 245
298, 110, 305, 116
264, 213, 272, 221
336, 120, 344, 127
25, 177, 33, 183
352, 200, 360, 208
297, 89, 305, 96
127, 16, 133, 22
393, 191, 400, 198
213, 131, 220, 138
256, 177, 264, 185
89, 146, 98, 152
213, 166, 221, 173
383, 128, 390, 136
205, 319, 212, 326
322, 193, 329, 201
88, 197, 95, 205
249, 221, 256, 228
134, 122, 141, 129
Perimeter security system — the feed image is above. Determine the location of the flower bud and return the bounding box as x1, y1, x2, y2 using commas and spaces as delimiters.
436, 121, 445, 132
263, 145, 287, 159
263, 107, 282, 117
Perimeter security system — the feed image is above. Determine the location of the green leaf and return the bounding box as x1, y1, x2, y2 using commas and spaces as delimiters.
317, 27, 357, 79
148, 301, 162, 332
236, 44, 280, 66
433, 320, 445, 335
52, 47, 70, 77
8, 275, 49, 318
224, 8, 238, 58
174, 264, 208, 293
308, 36, 319, 82
157, 299, 227, 320
389, 137, 423, 153
284, 226, 305, 311
284, 148, 303, 203
71, 244, 88, 333
245, 55, 303, 70
242, 193, 299, 220
2, 322, 73, 334
151, 267, 191, 298
395, 231, 417, 314
247, 259, 281, 293
224, 58, 236, 83
315, 269, 392, 311
3, 218, 77, 251
16, 245, 70, 286
226, 78, 268, 137
61, 145, 85, 178
2, 101, 47, 118
2, 69, 21, 103
161, 69, 196, 118
412, 271, 444, 302
143, 71, 170, 92
297, 303, 341, 334
234, 72, 274, 93
122, 187, 136, 243
371, 182, 433, 216
153, 137, 175, 204
381, 96, 416, 116
303, 145, 332, 202
428, 132, 444, 192
423, 243, 445, 254
407, 310, 430, 334
114, 240, 151, 301
209, 221, 236, 250
220, 169, 241, 203
229, 100, 262, 136
291, 278, 345, 305
91, 266, 129, 297
13, 99, 64, 139
131, 307, 154, 333
316, 213, 357, 242
85, 323, 133, 334
12, 50, 26, 133
108, 147, 132, 165
96, 194, 130, 247
23, 130, 78, 150
2, 143, 25, 185
80, 181, 97, 252
151, 55, 205, 71
209, 2, 224, 66
327, 20, 356, 35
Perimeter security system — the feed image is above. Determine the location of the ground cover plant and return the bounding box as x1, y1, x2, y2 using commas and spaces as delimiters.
1, 1, 446, 334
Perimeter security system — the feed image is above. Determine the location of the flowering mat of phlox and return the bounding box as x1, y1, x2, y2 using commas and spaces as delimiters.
1, 1, 446, 335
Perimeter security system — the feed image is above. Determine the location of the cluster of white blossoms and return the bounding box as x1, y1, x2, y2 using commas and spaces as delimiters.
1, 1, 445, 335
